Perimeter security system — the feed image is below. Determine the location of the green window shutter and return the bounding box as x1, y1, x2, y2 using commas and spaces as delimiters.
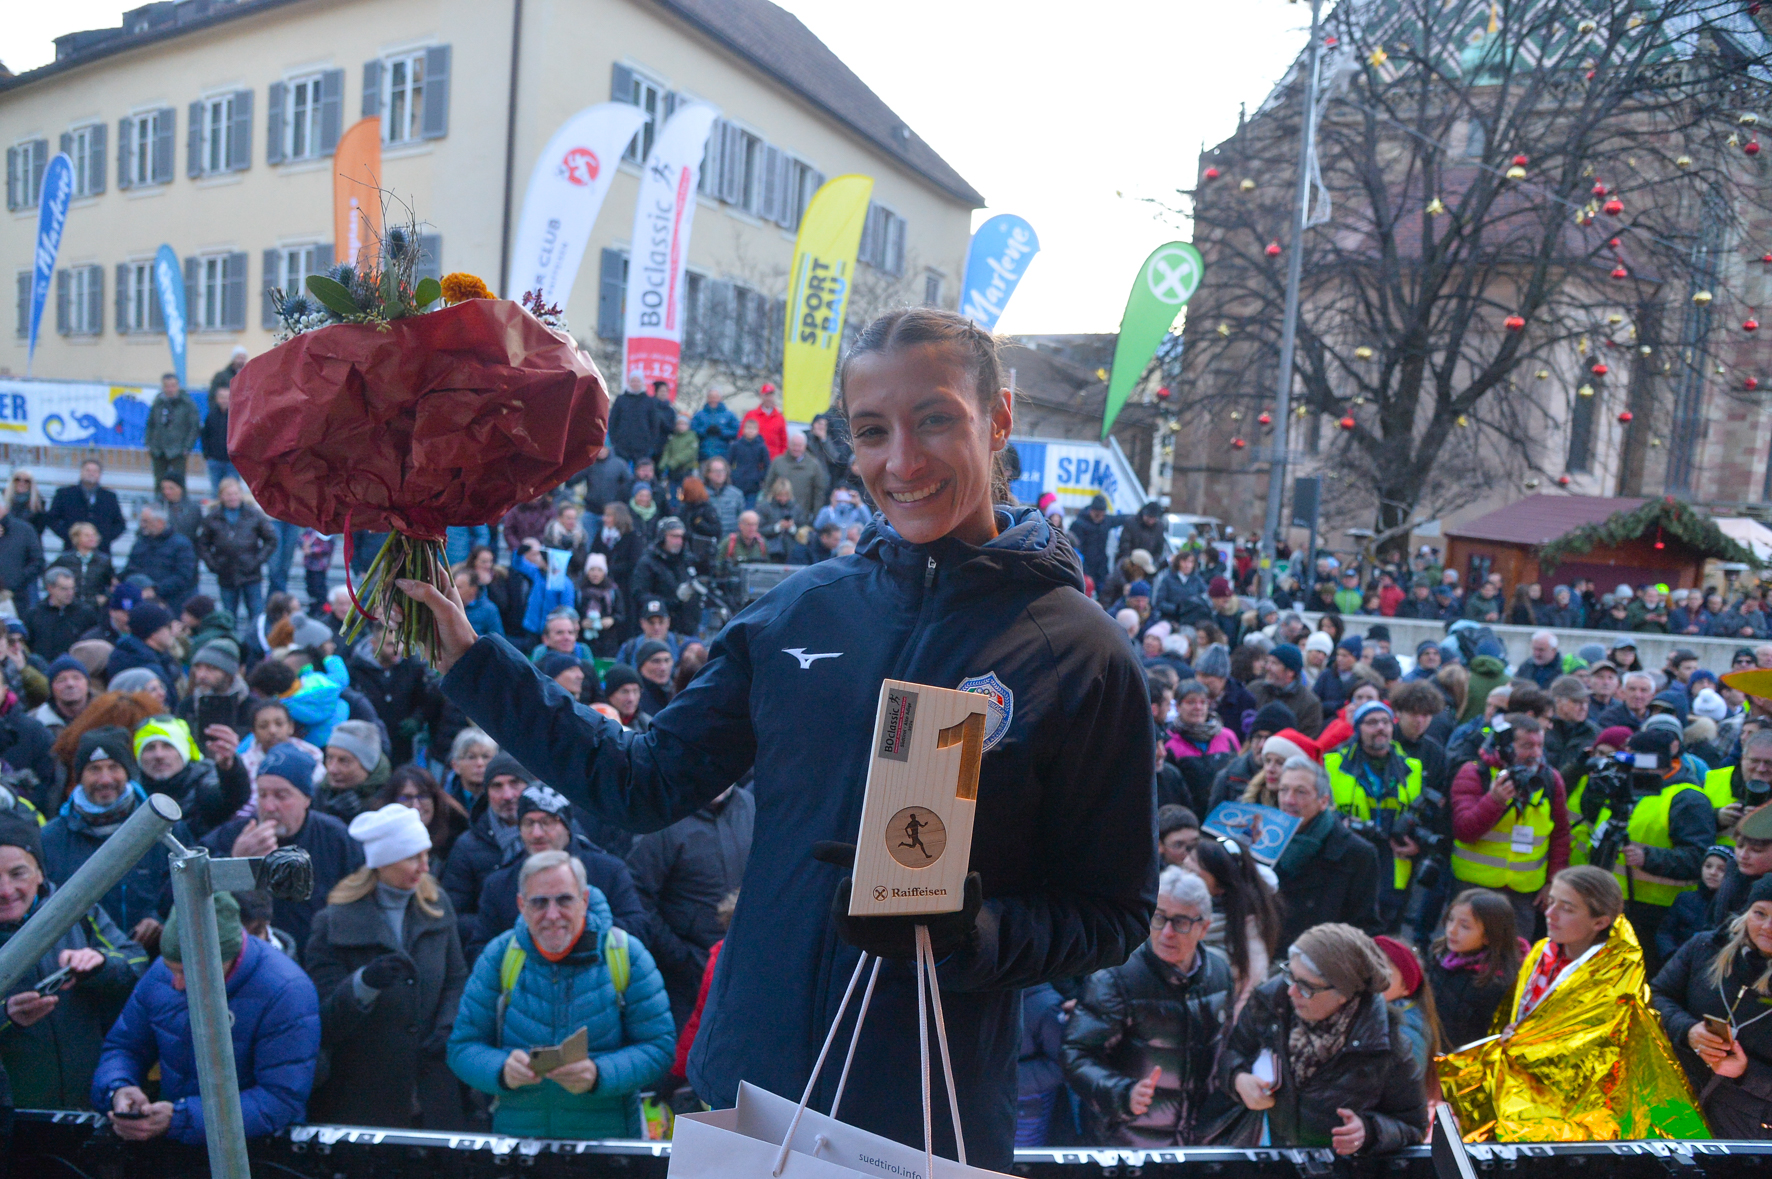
597, 248, 626, 340
88, 122, 106, 194
56, 270, 70, 336
228, 90, 253, 171
319, 70, 345, 155
187, 102, 204, 177
262, 248, 282, 329
116, 263, 130, 334
362, 60, 383, 118
222, 252, 249, 329
16, 272, 30, 338
184, 257, 199, 327
266, 82, 286, 165
611, 63, 634, 103
5, 147, 16, 211
84, 265, 103, 337
117, 119, 132, 190
421, 45, 451, 139
152, 109, 175, 184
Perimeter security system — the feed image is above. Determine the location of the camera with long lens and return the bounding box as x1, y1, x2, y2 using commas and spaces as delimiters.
1344, 786, 1448, 887
1744, 778, 1772, 810
1583, 750, 1661, 871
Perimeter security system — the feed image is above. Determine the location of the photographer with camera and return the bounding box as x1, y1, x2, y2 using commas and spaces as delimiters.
1450, 715, 1571, 941
1322, 701, 1428, 932
1581, 726, 1713, 973
1705, 729, 1772, 843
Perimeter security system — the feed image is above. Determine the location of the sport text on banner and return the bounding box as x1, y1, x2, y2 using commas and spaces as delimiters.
781, 174, 873, 423
28, 153, 75, 378
1102, 241, 1202, 438
959, 213, 1039, 331
0, 378, 163, 447
508, 102, 648, 306
622, 102, 721, 400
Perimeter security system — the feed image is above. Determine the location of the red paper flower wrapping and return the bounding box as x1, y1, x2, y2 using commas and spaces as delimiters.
228, 300, 608, 538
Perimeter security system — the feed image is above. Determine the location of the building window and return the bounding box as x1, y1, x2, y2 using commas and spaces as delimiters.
58, 265, 102, 336
384, 52, 426, 144
277, 246, 319, 296
5, 140, 47, 211
286, 73, 324, 161
67, 125, 101, 197
124, 260, 159, 333
924, 270, 944, 306
201, 94, 235, 175
123, 112, 160, 186
858, 203, 907, 276
623, 70, 665, 163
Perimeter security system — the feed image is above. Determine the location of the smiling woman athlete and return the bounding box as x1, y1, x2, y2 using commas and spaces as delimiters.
399, 307, 1155, 1168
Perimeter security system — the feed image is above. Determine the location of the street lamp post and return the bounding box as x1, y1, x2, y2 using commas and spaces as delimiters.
1261, 0, 1325, 593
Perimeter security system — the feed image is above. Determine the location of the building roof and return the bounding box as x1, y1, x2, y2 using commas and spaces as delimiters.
1444, 493, 1648, 546
0, 0, 983, 209
651, 0, 983, 206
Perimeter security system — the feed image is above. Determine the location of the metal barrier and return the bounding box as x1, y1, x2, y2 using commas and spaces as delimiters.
14, 1112, 1772, 1179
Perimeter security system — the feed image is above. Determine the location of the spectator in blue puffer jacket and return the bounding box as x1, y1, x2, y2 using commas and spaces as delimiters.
92, 891, 319, 1146
448, 851, 674, 1138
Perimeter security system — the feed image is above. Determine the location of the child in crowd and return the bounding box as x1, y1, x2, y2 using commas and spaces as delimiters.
1375, 935, 1445, 1079
1656, 846, 1732, 963
1427, 888, 1527, 1050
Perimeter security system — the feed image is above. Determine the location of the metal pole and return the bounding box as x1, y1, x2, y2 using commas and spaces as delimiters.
0, 794, 181, 998
169, 845, 251, 1179
1260, 0, 1324, 595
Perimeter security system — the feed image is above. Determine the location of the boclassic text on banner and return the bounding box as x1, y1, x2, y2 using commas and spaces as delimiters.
507, 102, 647, 305
0, 377, 161, 446
621, 102, 721, 399
959, 214, 1039, 331
781, 174, 873, 423
333, 118, 383, 268
28, 153, 75, 377
153, 245, 187, 390
1102, 241, 1203, 438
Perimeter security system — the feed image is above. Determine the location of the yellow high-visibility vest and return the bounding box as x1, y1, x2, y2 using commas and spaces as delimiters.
1323, 745, 1423, 890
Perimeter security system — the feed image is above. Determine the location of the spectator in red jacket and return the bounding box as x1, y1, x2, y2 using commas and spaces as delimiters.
1448, 713, 1571, 939
740, 385, 788, 459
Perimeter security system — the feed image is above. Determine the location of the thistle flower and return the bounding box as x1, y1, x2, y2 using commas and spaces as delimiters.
441, 272, 494, 304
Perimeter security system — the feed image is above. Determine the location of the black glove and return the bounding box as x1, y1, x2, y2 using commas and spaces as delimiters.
360, 954, 416, 990
812, 841, 983, 961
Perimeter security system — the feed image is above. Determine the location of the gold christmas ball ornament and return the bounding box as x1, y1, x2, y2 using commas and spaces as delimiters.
1694, 290, 1714, 305
1355, 345, 1375, 359
1506, 165, 1527, 180
1167, 420, 1183, 433
1295, 405, 1309, 418
1577, 19, 1597, 34
1524, 477, 1542, 489
1368, 46, 1388, 66
1578, 384, 1595, 397
1607, 313, 1625, 324
1649, 436, 1663, 448
1217, 323, 1231, 337
1677, 155, 1693, 168
1537, 369, 1551, 379
1230, 410, 1242, 421
1456, 415, 1469, 427
1744, 113, 1761, 126
1240, 178, 1256, 192
1426, 197, 1448, 215
1641, 345, 1654, 355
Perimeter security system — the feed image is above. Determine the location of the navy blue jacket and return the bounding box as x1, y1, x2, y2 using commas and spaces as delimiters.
201, 810, 363, 953
119, 529, 198, 609
46, 484, 126, 553
441, 507, 1155, 1168
91, 935, 319, 1144
42, 792, 172, 933
105, 635, 182, 706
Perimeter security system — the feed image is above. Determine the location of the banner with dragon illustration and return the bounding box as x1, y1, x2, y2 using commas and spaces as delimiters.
0, 378, 208, 449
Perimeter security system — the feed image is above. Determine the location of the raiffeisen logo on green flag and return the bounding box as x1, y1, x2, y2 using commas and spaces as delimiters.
1102, 242, 1202, 438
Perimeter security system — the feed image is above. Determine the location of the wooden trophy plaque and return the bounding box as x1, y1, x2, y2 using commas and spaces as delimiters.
848, 679, 988, 918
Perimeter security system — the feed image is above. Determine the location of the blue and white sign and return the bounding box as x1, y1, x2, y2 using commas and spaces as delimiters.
956, 671, 1014, 752
153, 244, 187, 390
27, 153, 75, 377
1007, 436, 1145, 514
0, 377, 162, 446
959, 214, 1039, 331
1203, 802, 1303, 867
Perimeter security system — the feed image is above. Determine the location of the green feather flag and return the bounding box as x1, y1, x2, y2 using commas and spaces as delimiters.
1102, 242, 1202, 438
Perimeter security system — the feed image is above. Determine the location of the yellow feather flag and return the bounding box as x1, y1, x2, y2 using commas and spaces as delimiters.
782, 174, 874, 423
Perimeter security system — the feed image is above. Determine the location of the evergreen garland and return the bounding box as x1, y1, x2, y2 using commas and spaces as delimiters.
1538, 495, 1760, 571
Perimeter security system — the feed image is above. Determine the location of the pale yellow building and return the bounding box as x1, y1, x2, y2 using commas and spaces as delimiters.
1, 0, 982, 410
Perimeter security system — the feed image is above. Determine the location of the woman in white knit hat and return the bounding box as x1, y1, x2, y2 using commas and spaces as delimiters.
301, 804, 468, 1129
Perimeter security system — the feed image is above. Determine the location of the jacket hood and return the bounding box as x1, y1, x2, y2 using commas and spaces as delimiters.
854, 505, 1083, 594
1470, 655, 1507, 676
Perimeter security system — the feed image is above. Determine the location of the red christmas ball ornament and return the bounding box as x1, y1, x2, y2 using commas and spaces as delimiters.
1204, 166, 1220, 180
1592, 181, 1609, 197
1609, 238, 1621, 248
1558, 475, 1572, 486
1592, 363, 1609, 375
1748, 376, 1762, 391
1504, 314, 1526, 331
1339, 415, 1357, 430
1611, 265, 1630, 279
1156, 385, 1173, 399
1258, 411, 1273, 426
1749, 140, 1763, 156
1265, 241, 1282, 257
1747, 318, 1761, 332
1231, 437, 1247, 449
1513, 154, 1530, 167
1762, 253, 1772, 263
1585, 69, 1596, 80
1603, 197, 1625, 216
1618, 410, 1634, 423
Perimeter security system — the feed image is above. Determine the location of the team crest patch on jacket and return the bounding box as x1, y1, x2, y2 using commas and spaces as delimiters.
957, 672, 1013, 751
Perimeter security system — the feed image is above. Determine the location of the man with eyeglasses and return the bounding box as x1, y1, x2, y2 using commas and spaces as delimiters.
1062, 866, 1234, 1146
447, 850, 676, 1139
1272, 758, 1382, 950
466, 785, 646, 961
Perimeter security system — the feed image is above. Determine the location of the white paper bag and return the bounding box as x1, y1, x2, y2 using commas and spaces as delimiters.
670, 1082, 1013, 1179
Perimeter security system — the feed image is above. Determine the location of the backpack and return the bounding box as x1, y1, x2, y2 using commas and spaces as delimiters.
495, 926, 629, 1044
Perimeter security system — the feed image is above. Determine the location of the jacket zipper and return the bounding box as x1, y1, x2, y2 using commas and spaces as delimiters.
925, 555, 937, 589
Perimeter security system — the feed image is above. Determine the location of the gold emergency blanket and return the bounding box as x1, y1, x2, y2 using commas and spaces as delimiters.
1437, 917, 1707, 1142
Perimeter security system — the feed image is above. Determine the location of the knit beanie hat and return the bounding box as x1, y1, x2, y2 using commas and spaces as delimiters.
1351, 700, 1395, 728
191, 640, 241, 679
45, 654, 88, 686
127, 601, 175, 640
1628, 726, 1679, 761
1291, 923, 1393, 998
483, 752, 536, 787
633, 639, 671, 668
537, 652, 580, 680
519, 785, 573, 821
160, 891, 243, 966
1373, 935, 1423, 996
258, 743, 317, 796
290, 616, 334, 649
1748, 873, 1772, 909
183, 594, 216, 620
1595, 725, 1635, 750
601, 663, 641, 694
1127, 580, 1152, 599
108, 668, 161, 696
1194, 644, 1231, 680
1269, 644, 1303, 675
1371, 654, 1403, 682
133, 716, 199, 771
326, 720, 381, 774
0, 811, 45, 872
1692, 688, 1728, 722
76, 726, 137, 780
1305, 631, 1336, 656
1250, 701, 1298, 737
348, 804, 432, 869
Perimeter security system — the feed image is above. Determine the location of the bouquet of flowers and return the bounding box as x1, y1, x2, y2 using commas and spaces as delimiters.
230, 222, 608, 660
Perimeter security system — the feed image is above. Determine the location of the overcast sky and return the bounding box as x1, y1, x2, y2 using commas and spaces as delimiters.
3, 1, 1311, 334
